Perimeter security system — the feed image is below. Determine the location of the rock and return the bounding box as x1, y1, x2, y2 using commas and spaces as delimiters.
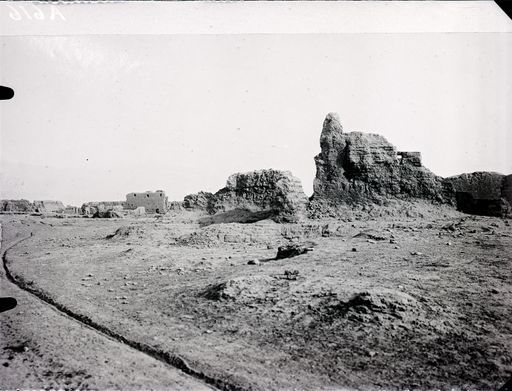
443, 172, 511, 217
354, 230, 389, 241
247, 259, 260, 265
309, 113, 453, 216
275, 243, 314, 260
106, 226, 143, 239
210, 169, 309, 223
284, 270, 300, 280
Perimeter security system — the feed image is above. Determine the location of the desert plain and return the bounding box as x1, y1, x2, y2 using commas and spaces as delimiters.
1, 205, 511, 390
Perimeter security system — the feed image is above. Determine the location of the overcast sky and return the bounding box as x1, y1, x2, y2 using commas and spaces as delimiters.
1, 33, 511, 206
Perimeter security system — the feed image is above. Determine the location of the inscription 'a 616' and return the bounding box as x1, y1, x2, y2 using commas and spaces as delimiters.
6, 4, 66, 21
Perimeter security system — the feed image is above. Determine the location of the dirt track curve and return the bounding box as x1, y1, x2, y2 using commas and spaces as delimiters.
1, 223, 244, 391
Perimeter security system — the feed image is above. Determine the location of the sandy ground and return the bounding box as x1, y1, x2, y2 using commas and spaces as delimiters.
0, 218, 213, 390
1, 212, 511, 390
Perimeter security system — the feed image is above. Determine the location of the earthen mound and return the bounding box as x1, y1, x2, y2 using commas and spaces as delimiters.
176, 221, 283, 247
317, 289, 421, 325
202, 276, 287, 303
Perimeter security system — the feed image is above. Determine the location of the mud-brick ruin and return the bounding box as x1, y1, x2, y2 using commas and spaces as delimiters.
1, 112, 511, 219
125, 190, 168, 214
180, 112, 511, 220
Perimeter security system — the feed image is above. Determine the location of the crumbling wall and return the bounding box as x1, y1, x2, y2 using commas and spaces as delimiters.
81, 201, 125, 216
0, 199, 34, 213
310, 112, 449, 209
443, 172, 511, 217
33, 200, 65, 213
63, 206, 81, 215
125, 190, 167, 214
398, 151, 422, 167
209, 169, 308, 223
502, 174, 512, 207
183, 191, 215, 211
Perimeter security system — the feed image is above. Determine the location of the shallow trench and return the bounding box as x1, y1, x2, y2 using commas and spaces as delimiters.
1, 227, 247, 391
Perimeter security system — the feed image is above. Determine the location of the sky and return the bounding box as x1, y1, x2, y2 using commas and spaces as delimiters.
1, 33, 511, 206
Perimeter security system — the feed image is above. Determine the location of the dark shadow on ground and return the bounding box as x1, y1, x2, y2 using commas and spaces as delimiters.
198, 209, 276, 227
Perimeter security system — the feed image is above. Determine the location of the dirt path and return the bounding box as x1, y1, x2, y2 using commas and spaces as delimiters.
0, 220, 216, 390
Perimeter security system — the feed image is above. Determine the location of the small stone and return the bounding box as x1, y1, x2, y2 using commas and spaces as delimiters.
410, 251, 423, 256
351, 248, 357, 252
248, 259, 260, 265
446, 242, 452, 246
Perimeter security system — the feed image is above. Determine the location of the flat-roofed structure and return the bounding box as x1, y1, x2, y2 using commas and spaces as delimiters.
125, 190, 167, 214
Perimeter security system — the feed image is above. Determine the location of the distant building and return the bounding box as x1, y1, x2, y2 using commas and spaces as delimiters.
63, 206, 81, 215
125, 190, 167, 214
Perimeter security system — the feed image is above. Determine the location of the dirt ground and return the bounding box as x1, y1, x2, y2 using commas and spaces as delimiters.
1, 210, 511, 390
